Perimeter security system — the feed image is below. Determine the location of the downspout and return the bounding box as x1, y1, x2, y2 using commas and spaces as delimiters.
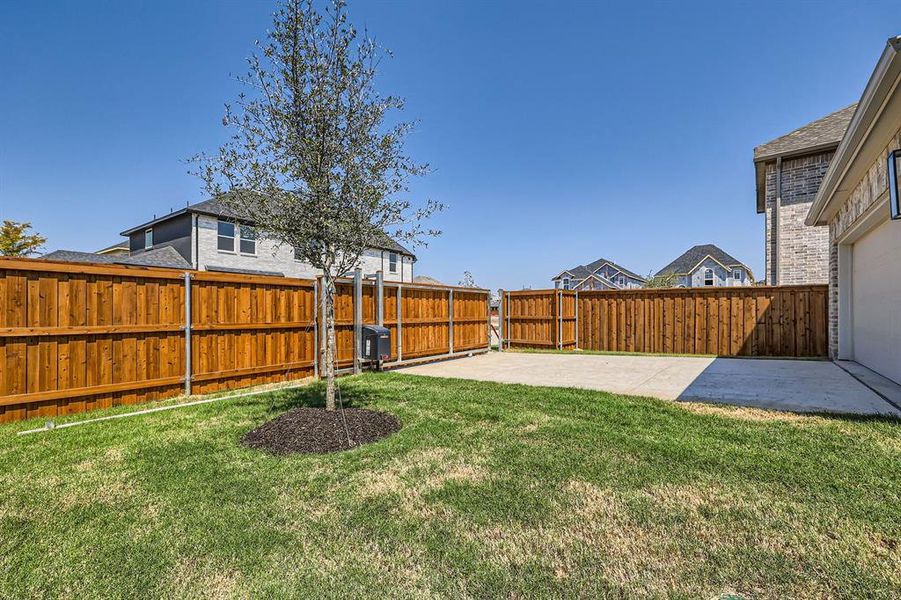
773, 156, 782, 285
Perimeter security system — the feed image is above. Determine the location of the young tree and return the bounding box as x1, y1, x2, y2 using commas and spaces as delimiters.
0, 221, 47, 257
458, 271, 478, 288
195, 0, 441, 410
644, 271, 680, 288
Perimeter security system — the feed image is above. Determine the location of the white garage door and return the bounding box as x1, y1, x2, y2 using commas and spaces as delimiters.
852, 217, 901, 384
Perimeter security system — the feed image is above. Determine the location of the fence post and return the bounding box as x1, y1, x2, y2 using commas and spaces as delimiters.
557, 290, 563, 350
485, 291, 491, 350
574, 290, 579, 350
312, 278, 319, 380
353, 268, 362, 374
498, 289, 504, 351
448, 288, 454, 354
376, 270, 384, 327
183, 272, 192, 396
396, 283, 403, 361
506, 291, 511, 349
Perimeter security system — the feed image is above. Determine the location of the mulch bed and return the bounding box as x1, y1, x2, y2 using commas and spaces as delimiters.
241, 407, 401, 455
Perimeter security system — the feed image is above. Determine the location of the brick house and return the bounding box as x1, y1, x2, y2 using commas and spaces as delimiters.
753, 105, 856, 285
806, 36, 901, 384
114, 197, 415, 280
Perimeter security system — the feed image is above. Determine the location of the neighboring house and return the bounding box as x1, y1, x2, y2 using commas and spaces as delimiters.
42, 246, 191, 269
95, 240, 130, 256
412, 275, 445, 286
753, 104, 856, 285
113, 196, 415, 280
552, 257, 646, 290
806, 36, 901, 384
654, 244, 753, 287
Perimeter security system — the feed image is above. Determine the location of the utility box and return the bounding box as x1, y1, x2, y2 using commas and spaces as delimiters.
361, 325, 391, 365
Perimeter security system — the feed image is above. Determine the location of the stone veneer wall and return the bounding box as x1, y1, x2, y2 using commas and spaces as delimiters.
763, 152, 833, 285
826, 125, 901, 358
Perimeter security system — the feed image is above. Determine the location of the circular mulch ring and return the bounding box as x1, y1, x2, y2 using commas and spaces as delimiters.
241, 407, 401, 455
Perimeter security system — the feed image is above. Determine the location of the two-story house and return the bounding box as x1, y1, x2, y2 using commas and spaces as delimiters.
552, 257, 646, 290
654, 244, 753, 287
753, 105, 856, 285
45, 195, 416, 280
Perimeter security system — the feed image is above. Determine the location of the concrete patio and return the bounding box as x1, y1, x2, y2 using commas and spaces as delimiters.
399, 351, 901, 416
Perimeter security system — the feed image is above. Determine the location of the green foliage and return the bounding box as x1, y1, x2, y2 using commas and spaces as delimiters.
0, 220, 46, 257
644, 270, 681, 288
458, 271, 478, 287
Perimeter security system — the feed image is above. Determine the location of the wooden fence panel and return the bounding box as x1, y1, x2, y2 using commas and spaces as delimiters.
0, 259, 489, 424
505, 285, 828, 358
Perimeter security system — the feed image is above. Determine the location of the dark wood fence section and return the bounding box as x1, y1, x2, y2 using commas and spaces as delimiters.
0, 258, 489, 423
501, 286, 828, 358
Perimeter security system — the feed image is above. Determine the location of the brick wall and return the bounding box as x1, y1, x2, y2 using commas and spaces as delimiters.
826, 124, 901, 358
763, 152, 832, 285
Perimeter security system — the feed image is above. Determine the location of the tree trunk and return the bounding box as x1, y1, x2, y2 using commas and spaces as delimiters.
321, 273, 337, 411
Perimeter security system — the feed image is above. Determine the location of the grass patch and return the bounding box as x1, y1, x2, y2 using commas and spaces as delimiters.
1, 373, 898, 598
508, 347, 828, 361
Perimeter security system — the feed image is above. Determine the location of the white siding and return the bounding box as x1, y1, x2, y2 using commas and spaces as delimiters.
194, 214, 413, 281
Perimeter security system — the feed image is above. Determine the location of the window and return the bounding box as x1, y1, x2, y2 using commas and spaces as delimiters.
144, 228, 153, 249
294, 247, 303, 261
562, 277, 570, 290
733, 268, 743, 282
239, 225, 257, 255
217, 220, 235, 252
617, 275, 625, 287
704, 268, 715, 286
389, 252, 398, 273
889, 149, 901, 219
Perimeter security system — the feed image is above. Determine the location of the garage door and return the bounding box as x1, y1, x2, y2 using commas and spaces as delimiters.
852, 217, 901, 384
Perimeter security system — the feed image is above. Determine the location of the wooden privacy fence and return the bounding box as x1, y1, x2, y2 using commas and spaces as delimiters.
499, 285, 828, 358
0, 257, 489, 423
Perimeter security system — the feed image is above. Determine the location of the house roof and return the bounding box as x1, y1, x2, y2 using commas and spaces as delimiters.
96, 240, 129, 253
120, 193, 415, 258
654, 244, 749, 277
42, 246, 191, 270
413, 275, 445, 285
553, 257, 645, 282
808, 36, 901, 226
753, 104, 858, 162
752, 104, 858, 213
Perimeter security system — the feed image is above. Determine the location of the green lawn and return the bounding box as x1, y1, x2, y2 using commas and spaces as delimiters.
1, 374, 898, 599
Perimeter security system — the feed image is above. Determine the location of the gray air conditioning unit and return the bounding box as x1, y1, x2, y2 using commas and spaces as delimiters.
361, 325, 391, 367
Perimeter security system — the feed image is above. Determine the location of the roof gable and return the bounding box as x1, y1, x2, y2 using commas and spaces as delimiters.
655, 244, 749, 277
753, 104, 857, 162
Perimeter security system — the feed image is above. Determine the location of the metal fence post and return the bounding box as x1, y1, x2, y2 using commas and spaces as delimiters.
183, 272, 192, 396
498, 289, 504, 351
376, 271, 384, 327
319, 276, 327, 377
485, 291, 491, 350
353, 268, 362, 374
396, 283, 403, 361
312, 278, 319, 379
448, 288, 454, 354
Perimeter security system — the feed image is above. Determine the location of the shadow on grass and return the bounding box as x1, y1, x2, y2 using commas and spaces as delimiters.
245, 379, 387, 416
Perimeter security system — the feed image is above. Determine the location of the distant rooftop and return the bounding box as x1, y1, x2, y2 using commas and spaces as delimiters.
754, 104, 857, 162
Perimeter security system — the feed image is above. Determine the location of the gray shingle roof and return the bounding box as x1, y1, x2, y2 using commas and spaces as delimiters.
554, 257, 645, 283
654, 244, 748, 277
41, 246, 190, 270
753, 104, 857, 161
121, 192, 415, 258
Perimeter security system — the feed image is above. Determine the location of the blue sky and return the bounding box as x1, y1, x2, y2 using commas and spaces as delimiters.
0, 1, 896, 289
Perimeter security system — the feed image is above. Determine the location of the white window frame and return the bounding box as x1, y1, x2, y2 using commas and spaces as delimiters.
144, 228, 153, 249
294, 246, 303, 262
217, 220, 236, 253
617, 275, 625, 287
732, 268, 742, 282
239, 224, 257, 256
703, 268, 715, 286
389, 252, 398, 273
562, 277, 570, 290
